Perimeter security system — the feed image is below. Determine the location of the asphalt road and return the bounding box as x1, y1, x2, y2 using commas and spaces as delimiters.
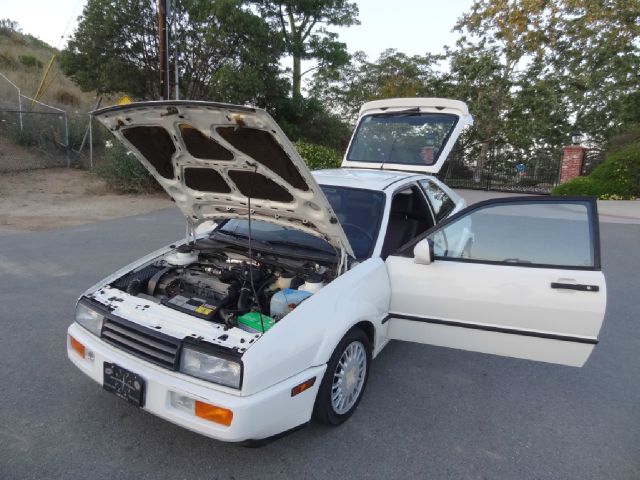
1, 208, 639, 479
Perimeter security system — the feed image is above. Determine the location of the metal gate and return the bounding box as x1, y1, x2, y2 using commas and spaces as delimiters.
439, 139, 562, 194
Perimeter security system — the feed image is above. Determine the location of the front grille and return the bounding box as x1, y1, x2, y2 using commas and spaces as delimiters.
101, 316, 181, 369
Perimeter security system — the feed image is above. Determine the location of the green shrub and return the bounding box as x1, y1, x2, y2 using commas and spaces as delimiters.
95, 144, 161, 193
18, 54, 42, 68
0, 51, 16, 68
6, 124, 37, 146
552, 176, 599, 196
294, 141, 342, 170
553, 144, 640, 199
66, 113, 88, 150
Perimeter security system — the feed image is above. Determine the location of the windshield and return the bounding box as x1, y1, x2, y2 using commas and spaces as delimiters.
321, 186, 385, 258
214, 186, 385, 259
347, 112, 458, 166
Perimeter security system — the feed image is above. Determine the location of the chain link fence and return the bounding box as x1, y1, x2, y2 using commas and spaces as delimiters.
0, 72, 70, 172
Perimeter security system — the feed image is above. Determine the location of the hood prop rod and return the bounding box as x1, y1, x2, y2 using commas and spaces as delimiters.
246, 162, 266, 334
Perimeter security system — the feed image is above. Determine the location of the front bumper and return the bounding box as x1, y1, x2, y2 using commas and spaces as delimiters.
67, 323, 325, 442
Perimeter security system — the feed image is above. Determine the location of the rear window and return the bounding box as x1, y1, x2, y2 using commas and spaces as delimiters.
347, 113, 458, 166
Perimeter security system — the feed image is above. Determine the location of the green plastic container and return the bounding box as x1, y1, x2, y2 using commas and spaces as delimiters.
237, 312, 276, 333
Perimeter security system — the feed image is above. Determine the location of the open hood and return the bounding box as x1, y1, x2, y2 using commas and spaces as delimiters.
93, 101, 353, 257
341, 98, 473, 174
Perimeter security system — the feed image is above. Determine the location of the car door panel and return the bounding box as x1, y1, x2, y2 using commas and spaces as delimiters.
384, 197, 606, 367
385, 259, 605, 366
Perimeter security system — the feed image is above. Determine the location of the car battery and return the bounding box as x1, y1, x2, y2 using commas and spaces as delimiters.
237, 312, 275, 333
161, 295, 217, 320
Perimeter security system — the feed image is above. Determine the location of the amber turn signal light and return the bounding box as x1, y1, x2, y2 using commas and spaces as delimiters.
194, 401, 233, 426
69, 335, 85, 358
291, 377, 316, 397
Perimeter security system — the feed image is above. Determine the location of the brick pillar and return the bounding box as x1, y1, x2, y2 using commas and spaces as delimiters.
560, 145, 586, 184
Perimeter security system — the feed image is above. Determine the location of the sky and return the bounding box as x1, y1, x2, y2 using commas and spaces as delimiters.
3, 0, 473, 57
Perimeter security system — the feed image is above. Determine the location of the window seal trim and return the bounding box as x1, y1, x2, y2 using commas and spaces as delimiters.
394, 195, 602, 271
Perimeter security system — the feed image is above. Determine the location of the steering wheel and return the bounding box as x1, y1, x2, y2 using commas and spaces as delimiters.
341, 222, 374, 243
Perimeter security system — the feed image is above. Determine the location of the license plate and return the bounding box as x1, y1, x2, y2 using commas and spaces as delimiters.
103, 362, 145, 407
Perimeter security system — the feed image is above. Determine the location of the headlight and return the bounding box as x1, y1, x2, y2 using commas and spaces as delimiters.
180, 347, 242, 389
74, 301, 104, 336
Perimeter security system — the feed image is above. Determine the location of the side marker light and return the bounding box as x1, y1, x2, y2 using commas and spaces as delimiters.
291, 377, 316, 397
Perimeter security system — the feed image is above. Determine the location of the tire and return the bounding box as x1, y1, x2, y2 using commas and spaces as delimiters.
313, 327, 372, 425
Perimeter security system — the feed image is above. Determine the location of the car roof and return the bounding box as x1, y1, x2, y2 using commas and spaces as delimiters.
312, 168, 428, 191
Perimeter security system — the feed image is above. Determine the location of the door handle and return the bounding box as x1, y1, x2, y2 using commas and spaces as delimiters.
551, 282, 599, 292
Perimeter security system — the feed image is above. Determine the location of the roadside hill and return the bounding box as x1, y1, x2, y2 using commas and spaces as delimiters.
0, 22, 98, 112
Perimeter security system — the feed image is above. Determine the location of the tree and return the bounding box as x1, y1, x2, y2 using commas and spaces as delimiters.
455, 0, 640, 145
252, 0, 359, 99
0, 19, 20, 33
60, 0, 286, 106
311, 49, 445, 121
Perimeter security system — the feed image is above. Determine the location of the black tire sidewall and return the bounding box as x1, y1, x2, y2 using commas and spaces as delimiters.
313, 327, 372, 425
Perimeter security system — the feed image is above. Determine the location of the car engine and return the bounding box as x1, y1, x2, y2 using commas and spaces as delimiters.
110, 243, 336, 332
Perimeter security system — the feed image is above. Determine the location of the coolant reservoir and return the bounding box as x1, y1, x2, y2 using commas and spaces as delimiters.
298, 273, 324, 293
275, 271, 294, 290
270, 289, 313, 320
165, 245, 198, 266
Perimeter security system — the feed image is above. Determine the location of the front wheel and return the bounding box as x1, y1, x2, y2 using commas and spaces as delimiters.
313, 328, 371, 425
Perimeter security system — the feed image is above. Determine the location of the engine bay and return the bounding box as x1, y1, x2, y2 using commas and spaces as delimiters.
110, 243, 338, 333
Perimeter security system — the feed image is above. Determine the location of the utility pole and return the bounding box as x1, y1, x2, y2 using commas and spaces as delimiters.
158, 0, 170, 100
174, 35, 179, 100
172, 0, 179, 100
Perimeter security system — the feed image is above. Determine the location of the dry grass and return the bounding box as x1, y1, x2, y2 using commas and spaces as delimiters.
53, 88, 81, 107
0, 28, 117, 112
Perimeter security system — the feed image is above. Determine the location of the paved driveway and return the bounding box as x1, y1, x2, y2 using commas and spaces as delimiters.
1, 206, 639, 479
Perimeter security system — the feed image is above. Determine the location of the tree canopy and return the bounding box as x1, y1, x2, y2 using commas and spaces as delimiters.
252, 0, 359, 98
455, 0, 640, 143
59, 0, 640, 154
60, 0, 286, 107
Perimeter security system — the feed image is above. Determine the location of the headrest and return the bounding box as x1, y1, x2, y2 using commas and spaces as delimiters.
391, 193, 413, 214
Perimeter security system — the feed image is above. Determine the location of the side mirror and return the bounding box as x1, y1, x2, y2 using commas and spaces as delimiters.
414, 238, 434, 265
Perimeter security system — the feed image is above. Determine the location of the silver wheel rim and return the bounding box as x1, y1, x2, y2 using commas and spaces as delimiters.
331, 340, 367, 415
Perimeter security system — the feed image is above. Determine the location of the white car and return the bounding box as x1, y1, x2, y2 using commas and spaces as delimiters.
67, 98, 606, 444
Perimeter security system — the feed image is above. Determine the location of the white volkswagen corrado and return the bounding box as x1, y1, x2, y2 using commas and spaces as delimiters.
67, 98, 606, 444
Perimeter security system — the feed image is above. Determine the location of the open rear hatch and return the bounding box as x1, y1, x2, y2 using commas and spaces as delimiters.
93, 101, 353, 257
341, 98, 473, 174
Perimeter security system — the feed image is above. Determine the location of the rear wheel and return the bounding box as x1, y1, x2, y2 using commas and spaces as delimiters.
313, 328, 371, 425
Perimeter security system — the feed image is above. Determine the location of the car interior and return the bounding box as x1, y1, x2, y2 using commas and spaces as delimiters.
382, 186, 435, 258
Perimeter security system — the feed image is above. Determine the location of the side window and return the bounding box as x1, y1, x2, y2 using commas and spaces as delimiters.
419, 180, 455, 222
427, 200, 597, 269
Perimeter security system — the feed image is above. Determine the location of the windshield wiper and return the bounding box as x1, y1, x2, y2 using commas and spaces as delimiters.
211, 230, 270, 247
262, 239, 335, 255
214, 230, 244, 238
212, 231, 336, 257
